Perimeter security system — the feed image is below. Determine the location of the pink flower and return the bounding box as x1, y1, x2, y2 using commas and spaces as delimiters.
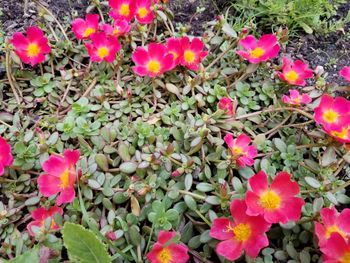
277, 57, 313, 86
321, 233, 350, 263
135, 0, 154, 24
315, 207, 350, 247
147, 231, 190, 263
101, 20, 131, 37
132, 43, 173, 77
109, 0, 135, 21
325, 126, 350, 144
72, 14, 99, 40
38, 149, 80, 206
11, 26, 51, 66
106, 231, 117, 241
237, 34, 280, 64
179, 37, 208, 71
218, 97, 235, 116
0, 136, 13, 176
340, 66, 350, 83
209, 200, 270, 261
166, 37, 183, 66
282, 89, 312, 105
245, 171, 304, 224
27, 206, 63, 236
85, 32, 121, 63
224, 133, 257, 167
314, 94, 350, 131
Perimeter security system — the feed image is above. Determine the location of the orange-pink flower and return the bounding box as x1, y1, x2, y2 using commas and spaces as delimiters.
11, 26, 51, 66
101, 20, 131, 37
224, 133, 257, 167
209, 200, 270, 261
38, 149, 80, 206
237, 34, 280, 64
340, 66, 350, 83
85, 32, 121, 63
147, 230, 189, 263
179, 37, 208, 71
277, 57, 313, 86
245, 171, 304, 224
72, 14, 99, 40
109, 0, 135, 21
314, 94, 350, 132
282, 89, 312, 105
132, 43, 174, 77
320, 233, 350, 263
135, 0, 154, 24
315, 207, 350, 247
0, 137, 13, 176
218, 97, 235, 116
27, 206, 63, 236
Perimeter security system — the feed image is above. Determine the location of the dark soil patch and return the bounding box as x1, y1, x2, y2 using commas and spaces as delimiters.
1, 0, 88, 36
284, 1, 350, 85
169, 0, 223, 35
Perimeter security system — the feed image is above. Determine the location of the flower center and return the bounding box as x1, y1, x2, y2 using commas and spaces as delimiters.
323, 110, 339, 124
260, 190, 281, 210
250, 47, 265, 59
60, 169, 70, 189
184, 50, 195, 63
232, 146, 243, 155
169, 51, 178, 60
157, 248, 172, 263
341, 252, 350, 263
285, 70, 299, 82
147, 60, 161, 73
120, 4, 130, 16
113, 28, 120, 36
138, 7, 149, 18
231, 223, 252, 242
325, 225, 346, 239
83, 27, 96, 38
27, 43, 40, 57
97, 47, 110, 59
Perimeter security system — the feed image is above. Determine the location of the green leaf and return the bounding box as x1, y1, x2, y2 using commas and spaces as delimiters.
119, 162, 137, 174
10, 248, 39, 263
62, 222, 111, 263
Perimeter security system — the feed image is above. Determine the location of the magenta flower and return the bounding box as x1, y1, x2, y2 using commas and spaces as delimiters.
38, 149, 80, 206
72, 14, 99, 40
245, 171, 305, 224
340, 66, 350, 83
237, 34, 280, 64
85, 32, 121, 63
282, 89, 312, 105
209, 200, 271, 261
277, 57, 313, 86
0, 136, 13, 176
315, 207, 350, 247
179, 37, 208, 71
11, 26, 51, 66
224, 133, 257, 167
218, 97, 235, 116
27, 206, 63, 236
101, 20, 131, 37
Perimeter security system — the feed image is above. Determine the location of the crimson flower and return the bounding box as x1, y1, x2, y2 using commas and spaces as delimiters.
11, 26, 51, 66
209, 200, 270, 261
245, 171, 305, 224
237, 34, 280, 64
38, 149, 80, 206
27, 206, 63, 236
147, 230, 189, 263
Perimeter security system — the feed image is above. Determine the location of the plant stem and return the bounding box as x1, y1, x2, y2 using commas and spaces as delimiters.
236, 107, 314, 121
205, 40, 238, 71
195, 209, 212, 227
177, 189, 206, 200
5, 49, 21, 104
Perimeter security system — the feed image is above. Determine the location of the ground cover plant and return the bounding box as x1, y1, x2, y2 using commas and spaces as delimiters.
1, 0, 350, 262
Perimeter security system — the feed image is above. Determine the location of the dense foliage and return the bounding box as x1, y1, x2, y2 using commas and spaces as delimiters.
1, 0, 350, 262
